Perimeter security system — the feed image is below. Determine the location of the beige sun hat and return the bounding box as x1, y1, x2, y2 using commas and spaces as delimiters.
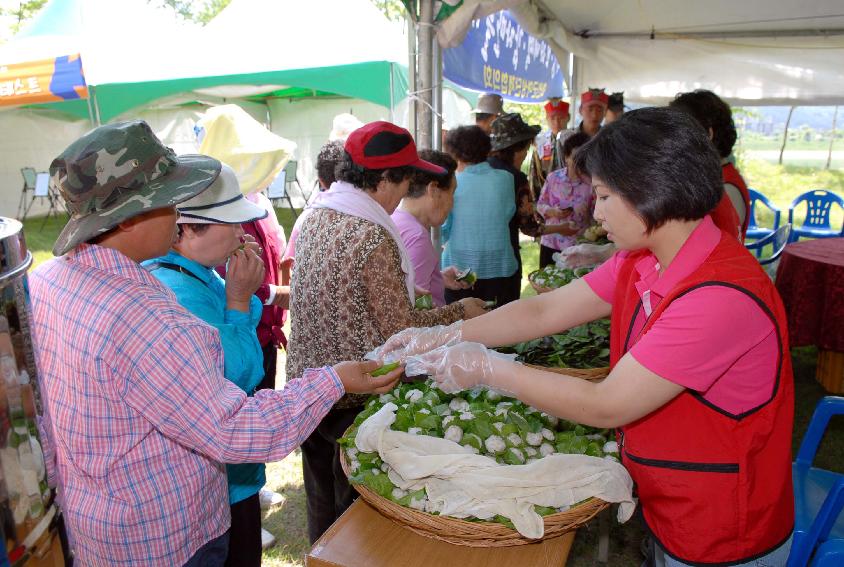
176, 163, 267, 224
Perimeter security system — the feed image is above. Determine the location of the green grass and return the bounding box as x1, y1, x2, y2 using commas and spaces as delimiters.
18, 197, 844, 566
739, 159, 844, 233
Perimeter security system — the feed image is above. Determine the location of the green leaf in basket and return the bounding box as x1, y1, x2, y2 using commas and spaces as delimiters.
414, 412, 440, 431
535, 505, 558, 517
493, 514, 516, 530
470, 416, 494, 439
462, 432, 483, 451
398, 488, 427, 507
393, 409, 414, 432
508, 411, 531, 433
585, 442, 604, 458
356, 470, 396, 499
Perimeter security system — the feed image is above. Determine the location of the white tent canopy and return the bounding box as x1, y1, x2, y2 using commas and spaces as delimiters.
439, 0, 844, 106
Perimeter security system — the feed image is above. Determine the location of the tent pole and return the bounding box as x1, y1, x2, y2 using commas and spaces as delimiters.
416, 0, 434, 150
569, 53, 579, 126
86, 86, 96, 127
779, 106, 795, 165
827, 106, 839, 170
389, 62, 395, 122
432, 33, 442, 151
430, 18, 443, 254
89, 85, 102, 126
407, 7, 418, 139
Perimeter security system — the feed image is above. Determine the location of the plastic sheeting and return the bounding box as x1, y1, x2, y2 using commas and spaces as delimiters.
438, 0, 844, 106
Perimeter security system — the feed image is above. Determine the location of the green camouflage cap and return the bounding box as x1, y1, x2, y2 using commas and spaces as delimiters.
50, 120, 221, 256
490, 113, 541, 151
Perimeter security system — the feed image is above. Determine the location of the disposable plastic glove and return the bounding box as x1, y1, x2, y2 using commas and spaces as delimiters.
366, 321, 463, 364
404, 342, 519, 394
554, 243, 616, 269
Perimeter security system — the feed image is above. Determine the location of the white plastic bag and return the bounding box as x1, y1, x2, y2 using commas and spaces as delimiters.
554, 243, 616, 269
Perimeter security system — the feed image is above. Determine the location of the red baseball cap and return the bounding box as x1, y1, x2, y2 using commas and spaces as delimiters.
581, 88, 609, 107
345, 121, 446, 174
544, 99, 570, 117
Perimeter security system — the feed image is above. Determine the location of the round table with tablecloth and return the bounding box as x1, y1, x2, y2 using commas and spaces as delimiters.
776, 237, 844, 392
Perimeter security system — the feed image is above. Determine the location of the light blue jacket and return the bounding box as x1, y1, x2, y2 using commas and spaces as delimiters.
442, 162, 517, 279
143, 251, 265, 505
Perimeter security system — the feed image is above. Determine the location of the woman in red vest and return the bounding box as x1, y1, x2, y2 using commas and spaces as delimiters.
376, 107, 794, 566
670, 90, 752, 241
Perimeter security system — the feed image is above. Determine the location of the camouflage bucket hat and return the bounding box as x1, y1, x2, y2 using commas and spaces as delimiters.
50, 120, 221, 256
490, 113, 541, 151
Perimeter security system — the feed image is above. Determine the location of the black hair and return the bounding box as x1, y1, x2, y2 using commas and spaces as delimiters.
607, 92, 624, 113
445, 125, 491, 164
334, 152, 414, 191
316, 141, 345, 189
669, 89, 737, 158
561, 132, 590, 159
176, 223, 211, 241
406, 150, 457, 199
574, 106, 722, 232
489, 138, 532, 166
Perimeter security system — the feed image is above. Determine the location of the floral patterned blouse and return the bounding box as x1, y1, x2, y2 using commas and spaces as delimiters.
536, 167, 595, 252
287, 208, 465, 409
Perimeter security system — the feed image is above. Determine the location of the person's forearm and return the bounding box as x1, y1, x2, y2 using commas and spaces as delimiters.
496, 361, 615, 428
206, 367, 344, 463
462, 278, 610, 348
542, 223, 578, 236
486, 353, 685, 429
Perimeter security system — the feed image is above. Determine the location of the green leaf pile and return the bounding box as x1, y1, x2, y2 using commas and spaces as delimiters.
341, 379, 619, 526
530, 264, 594, 290
497, 319, 610, 369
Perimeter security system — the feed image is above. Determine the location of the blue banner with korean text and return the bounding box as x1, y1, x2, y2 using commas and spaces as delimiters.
443, 10, 564, 103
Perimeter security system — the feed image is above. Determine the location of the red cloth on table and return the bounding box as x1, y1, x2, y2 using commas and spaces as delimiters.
775, 237, 844, 351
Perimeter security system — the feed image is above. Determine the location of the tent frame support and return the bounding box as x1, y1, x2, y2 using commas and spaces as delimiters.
577, 28, 844, 40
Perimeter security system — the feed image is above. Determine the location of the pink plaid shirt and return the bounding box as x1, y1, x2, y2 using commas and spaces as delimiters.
29, 244, 343, 566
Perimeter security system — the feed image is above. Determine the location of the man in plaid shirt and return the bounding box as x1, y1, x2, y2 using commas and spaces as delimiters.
29, 121, 401, 566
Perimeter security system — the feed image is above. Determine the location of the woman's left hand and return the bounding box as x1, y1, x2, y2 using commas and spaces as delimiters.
442, 266, 472, 290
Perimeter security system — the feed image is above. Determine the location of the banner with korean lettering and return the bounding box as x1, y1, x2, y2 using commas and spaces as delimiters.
443, 10, 563, 103
0, 54, 87, 107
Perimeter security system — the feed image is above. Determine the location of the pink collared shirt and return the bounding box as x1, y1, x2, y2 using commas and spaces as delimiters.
392, 209, 446, 306
30, 244, 343, 566
584, 216, 778, 414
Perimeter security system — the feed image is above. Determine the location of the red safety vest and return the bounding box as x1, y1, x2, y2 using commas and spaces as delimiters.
722, 162, 751, 241
710, 192, 741, 241
609, 231, 794, 565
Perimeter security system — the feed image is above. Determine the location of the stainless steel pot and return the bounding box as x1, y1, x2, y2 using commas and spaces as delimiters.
0, 218, 62, 566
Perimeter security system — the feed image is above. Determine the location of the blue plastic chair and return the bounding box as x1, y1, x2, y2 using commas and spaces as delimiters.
811, 538, 844, 566
787, 190, 844, 242
746, 188, 781, 241
787, 396, 844, 567
745, 223, 791, 264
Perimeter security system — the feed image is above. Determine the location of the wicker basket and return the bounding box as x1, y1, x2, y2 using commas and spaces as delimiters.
340, 447, 607, 547
525, 363, 609, 381
527, 269, 555, 294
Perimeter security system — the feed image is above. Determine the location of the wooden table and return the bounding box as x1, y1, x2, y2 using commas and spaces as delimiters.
305, 500, 576, 567
776, 237, 844, 393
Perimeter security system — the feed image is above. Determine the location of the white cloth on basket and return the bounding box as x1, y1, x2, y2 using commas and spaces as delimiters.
355, 403, 636, 539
